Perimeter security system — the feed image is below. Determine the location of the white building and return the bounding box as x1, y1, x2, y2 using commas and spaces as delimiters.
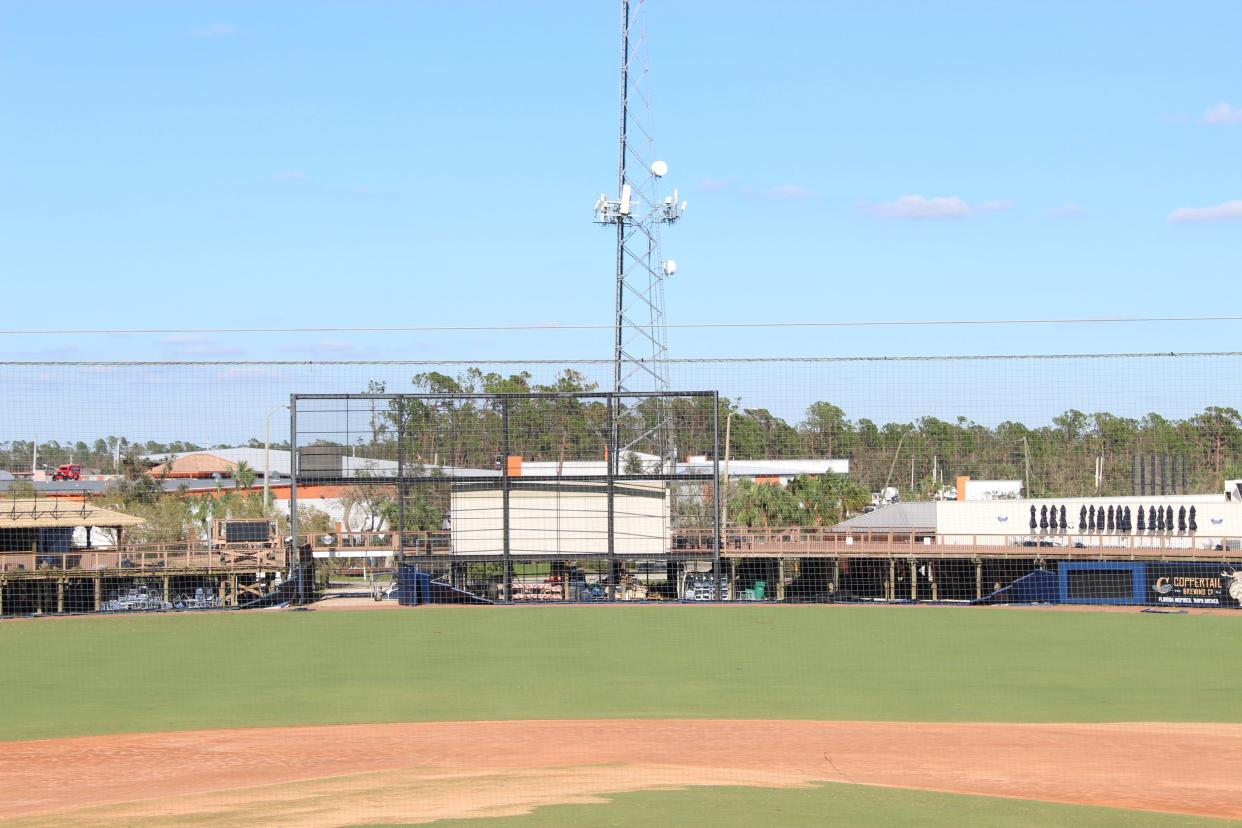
836, 480, 1242, 554
449, 481, 669, 557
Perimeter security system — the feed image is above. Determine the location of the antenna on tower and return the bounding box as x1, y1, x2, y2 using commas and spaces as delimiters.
594, 0, 684, 469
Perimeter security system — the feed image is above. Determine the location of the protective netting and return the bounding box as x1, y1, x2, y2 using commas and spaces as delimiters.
2, 352, 1241, 614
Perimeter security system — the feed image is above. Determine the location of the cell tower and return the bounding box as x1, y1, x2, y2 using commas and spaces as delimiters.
594, 0, 685, 466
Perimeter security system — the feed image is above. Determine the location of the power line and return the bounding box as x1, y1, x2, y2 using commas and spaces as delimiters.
0, 315, 1240, 336
3, 351, 1241, 367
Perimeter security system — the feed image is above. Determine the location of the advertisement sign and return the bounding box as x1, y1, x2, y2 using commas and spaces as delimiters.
1147, 563, 1242, 608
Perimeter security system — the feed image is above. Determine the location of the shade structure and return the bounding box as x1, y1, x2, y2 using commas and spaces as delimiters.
1178, 505, 1187, 532
1088, 505, 1096, 531
1137, 506, 1146, 531
1149, 506, 1157, 529
1166, 505, 1174, 529
1106, 505, 1115, 531
1059, 505, 1067, 530
1039, 505, 1048, 530
1029, 505, 1037, 530
1189, 505, 1198, 532
1079, 505, 1087, 531
0, 498, 144, 530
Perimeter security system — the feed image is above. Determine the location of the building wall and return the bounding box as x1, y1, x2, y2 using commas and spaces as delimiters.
450, 482, 669, 557
935, 496, 1242, 551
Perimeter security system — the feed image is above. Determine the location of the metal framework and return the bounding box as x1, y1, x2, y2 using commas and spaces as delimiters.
288, 391, 722, 603
594, 0, 685, 467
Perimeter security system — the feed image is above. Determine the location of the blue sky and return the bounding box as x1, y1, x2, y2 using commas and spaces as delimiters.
1, 0, 1240, 364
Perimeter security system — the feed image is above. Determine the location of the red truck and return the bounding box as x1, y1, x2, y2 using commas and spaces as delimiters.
51, 463, 82, 481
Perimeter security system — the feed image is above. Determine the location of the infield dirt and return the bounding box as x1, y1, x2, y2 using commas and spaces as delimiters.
2, 719, 1240, 826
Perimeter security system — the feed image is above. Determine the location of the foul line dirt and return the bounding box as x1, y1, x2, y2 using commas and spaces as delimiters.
1, 720, 1240, 826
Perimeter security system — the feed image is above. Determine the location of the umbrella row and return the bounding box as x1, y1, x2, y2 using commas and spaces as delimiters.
1029, 504, 1199, 533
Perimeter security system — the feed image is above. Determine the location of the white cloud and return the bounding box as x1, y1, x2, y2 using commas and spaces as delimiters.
767, 184, 815, 199
279, 339, 369, 357
865, 195, 1013, 220
191, 23, 237, 39
158, 335, 244, 356
1167, 200, 1242, 223
1203, 101, 1242, 125
693, 177, 729, 193
1049, 202, 1084, 218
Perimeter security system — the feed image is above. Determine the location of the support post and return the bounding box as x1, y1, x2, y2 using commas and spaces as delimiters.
975, 559, 983, 600
888, 557, 896, 601
776, 557, 786, 602
606, 393, 617, 602
501, 397, 512, 604
832, 557, 840, 595
94, 575, 101, 612
230, 574, 239, 608
910, 558, 918, 602
396, 395, 405, 559
711, 391, 722, 601
0, 578, 4, 616
929, 562, 938, 602
56, 578, 64, 614
289, 396, 302, 605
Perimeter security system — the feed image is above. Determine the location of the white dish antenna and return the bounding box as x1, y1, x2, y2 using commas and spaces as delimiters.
662, 259, 677, 276
651, 160, 669, 177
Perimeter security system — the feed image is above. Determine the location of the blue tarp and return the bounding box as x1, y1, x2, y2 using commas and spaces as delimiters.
971, 569, 1058, 605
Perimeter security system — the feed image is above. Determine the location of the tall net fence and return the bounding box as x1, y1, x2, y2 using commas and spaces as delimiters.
2, 352, 1242, 613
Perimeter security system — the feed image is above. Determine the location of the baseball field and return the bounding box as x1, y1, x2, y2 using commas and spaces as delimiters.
1, 604, 1240, 826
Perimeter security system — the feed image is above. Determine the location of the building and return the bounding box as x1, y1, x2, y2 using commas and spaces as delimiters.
449, 480, 669, 557
835, 480, 1242, 555
0, 498, 144, 555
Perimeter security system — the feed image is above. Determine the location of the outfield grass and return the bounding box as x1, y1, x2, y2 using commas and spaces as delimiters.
401, 782, 1242, 828
0, 605, 1239, 741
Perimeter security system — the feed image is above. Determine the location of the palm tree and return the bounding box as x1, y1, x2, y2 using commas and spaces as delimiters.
233, 460, 257, 493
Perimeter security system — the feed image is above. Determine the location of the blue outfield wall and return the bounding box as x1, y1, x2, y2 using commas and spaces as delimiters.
1058, 561, 1241, 608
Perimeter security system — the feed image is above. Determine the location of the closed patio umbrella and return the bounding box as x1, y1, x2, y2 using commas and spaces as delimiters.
1079, 505, 1088, 531
1040, 505, 1048, 530
1030, 505, 1037, 530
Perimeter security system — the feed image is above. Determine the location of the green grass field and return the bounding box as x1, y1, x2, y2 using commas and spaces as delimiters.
398, 782, 1240, 828
2, 605, 1239, 742
3, 605, 1239, 826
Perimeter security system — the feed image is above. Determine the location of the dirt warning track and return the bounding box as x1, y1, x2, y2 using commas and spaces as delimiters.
2, 720, 1240, 826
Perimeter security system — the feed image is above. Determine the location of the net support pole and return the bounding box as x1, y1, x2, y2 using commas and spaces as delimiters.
607, 393, 617, 602
711, 391, 722, 601
501, 397, 512, 604
396, 396, 405, 559
289, 395, 302, 605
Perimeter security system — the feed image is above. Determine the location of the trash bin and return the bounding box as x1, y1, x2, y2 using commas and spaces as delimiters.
753, 581, 766, 600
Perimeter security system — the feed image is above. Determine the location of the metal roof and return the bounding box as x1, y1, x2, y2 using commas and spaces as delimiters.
833, 502, 937, 532
0, 498, 144, 529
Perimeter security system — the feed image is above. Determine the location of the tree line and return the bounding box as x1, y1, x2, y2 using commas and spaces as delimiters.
6, 367, 1242, 503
